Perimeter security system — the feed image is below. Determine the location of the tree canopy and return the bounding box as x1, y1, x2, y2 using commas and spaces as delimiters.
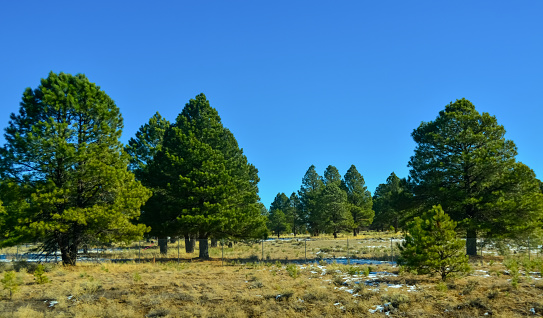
125, 112, 170, 179
341, 165, 373, 236
299, 165, 324, 236
125, 112, 172, 254
408, 98, 543, 255
372, 172, 413, 231
0, 72, 150, 265
144, 93, 266, 258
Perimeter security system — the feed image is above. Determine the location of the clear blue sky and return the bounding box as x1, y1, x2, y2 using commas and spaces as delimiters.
1, 1, 542, 208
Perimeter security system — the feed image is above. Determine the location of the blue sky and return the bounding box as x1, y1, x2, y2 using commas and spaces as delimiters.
1, 1, 542, 208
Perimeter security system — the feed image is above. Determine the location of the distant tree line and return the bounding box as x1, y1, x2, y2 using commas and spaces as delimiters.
267, 164, 373, 238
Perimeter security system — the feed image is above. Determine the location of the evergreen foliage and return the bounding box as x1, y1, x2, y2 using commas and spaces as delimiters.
0, 72, 151, 265
372, 172, 413, 231
287, 192, 305, 236
125, 112, 172, 254
323, 165, 341, 186
268, 193, 292, 237
1, 271, 20, 299
318, 183, 354, 238
267, 209, 289, 238
269, 193, 290, 213
125, 112, 170, 178
408, 98, 543, 255
144, 94, 266, 258
299, 165, 324, 236
398, 205, 470, 280
341, 165, 373, 236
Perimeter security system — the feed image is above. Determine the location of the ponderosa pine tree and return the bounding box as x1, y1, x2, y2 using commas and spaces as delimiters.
409, 99, 543, 255
144, 94, 266, 259
341, 165, 374, 236
398, 205, 470, 280
269, 193, 290, 213
268, 193, 291, 236
0, 72, 150, 265
372, 172, 413, 231
299, 165, 324, 236
125, 112, 172, 254
319, 183, 353, 238
323, 165, 341, 186
287, 192, 304, 236
267, 209, 289, 238
125, 112, 170, 178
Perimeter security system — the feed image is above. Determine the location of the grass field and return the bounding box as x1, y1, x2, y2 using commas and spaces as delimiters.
1, 233, 542, 317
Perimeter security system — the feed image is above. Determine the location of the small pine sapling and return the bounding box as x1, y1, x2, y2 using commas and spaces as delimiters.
34, 264, 50, 284
1, 271, 21, 299
398, 205, 470, 280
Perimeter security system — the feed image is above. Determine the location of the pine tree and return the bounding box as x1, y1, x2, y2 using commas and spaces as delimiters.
267, 209, 289, 238
341, 165, 374, 236
287, 192, 304, 236
299, 165, 324, 236
319, 183, 353, 238
145, 94, 266, 258
269, 193, 291, 236
372, 172, 413, 231
269, 193, 290, 213
398, 205, 470, 280
409, 99, 543, 255
125, 112, 172, 254
323, 165, 341, 186
0, 72, 151, 265
125, 112, 170, 178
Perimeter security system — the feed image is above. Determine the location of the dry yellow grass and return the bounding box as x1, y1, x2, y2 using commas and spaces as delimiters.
0, 252, 541, 317
1, 233, 542, 317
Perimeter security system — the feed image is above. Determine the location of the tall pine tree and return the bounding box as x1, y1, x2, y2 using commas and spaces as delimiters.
299, 165, 324, 236
125, 112, 172, 254
319, 183, 353, 238
287, 192, 304, 236
341, 165, 374, 236
268, 193, 291, 237
372, 172, 413, 231
409, 99, 543, 255
0, 72, 150, 265
145, 94, 266, 258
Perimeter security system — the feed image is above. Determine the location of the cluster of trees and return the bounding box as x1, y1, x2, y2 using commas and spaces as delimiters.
268, 99, 543, 262
0, 72, 541, 267
267, 165, 374, 238
0, 72, 266, 265
126, 95, 267, 258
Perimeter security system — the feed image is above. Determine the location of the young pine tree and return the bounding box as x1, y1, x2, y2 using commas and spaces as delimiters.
398, 205, 470, 280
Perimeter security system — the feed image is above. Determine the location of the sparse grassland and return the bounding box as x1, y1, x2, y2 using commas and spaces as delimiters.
0, 247, 542, 317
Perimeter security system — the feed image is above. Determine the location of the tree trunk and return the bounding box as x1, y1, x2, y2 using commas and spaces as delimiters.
170, 237, 177, 244
277, 232, 280, 238
185, 235, 195, 253
466, 229, 477, 256
58, 233, 78, 266
199, 237, 210, 259
60, 242, 77, 266
353, 229, 357, 237
228, 241, 233, 248
210, 238, 218, 247
333, 232, 338, 239
158, 238, 168, 255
